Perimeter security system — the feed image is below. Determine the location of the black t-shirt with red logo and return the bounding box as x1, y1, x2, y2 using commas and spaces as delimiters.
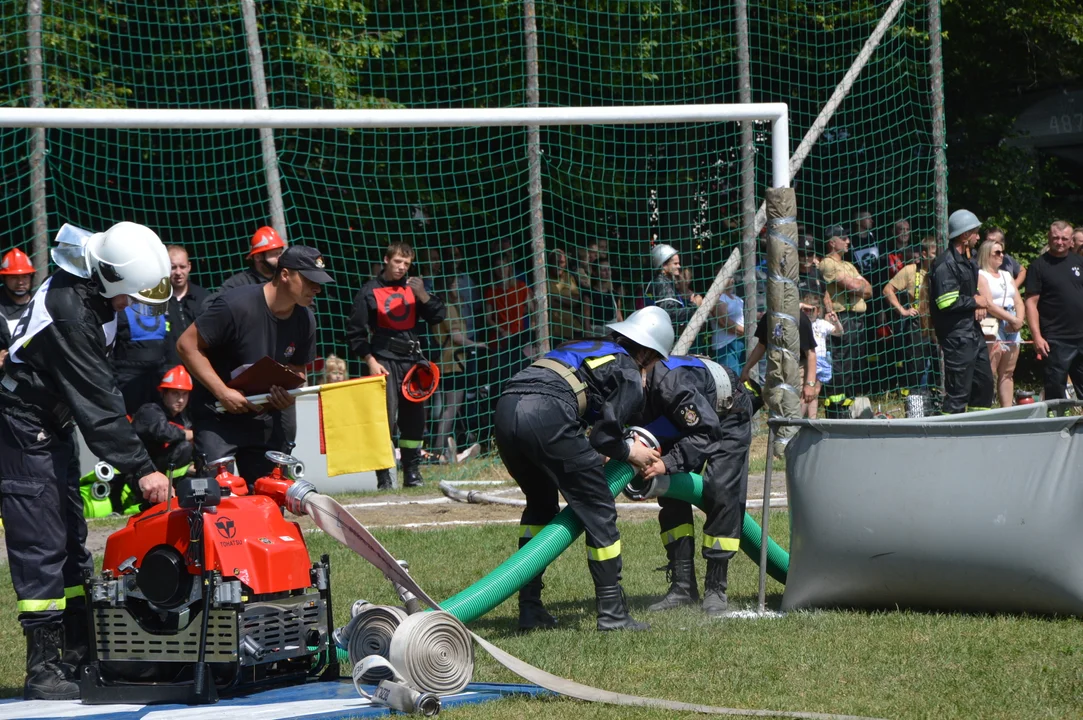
346, 274, 446, 361
190, 284, 316, 420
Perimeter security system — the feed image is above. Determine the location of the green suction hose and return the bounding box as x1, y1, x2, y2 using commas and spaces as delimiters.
438, 461, 789, 624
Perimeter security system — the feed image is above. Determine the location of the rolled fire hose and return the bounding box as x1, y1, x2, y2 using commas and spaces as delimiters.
342, 604, 408, 669
301, 485, 883, 720
388, 611, 473, 695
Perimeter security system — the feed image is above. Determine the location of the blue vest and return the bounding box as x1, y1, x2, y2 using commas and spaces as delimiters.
123, 306, 167, 342
661, 355, 704, 371
643, 414, 682, 445
545, 340, 627, 369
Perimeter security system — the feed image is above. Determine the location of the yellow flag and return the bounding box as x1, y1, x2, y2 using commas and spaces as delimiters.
319, 376, 394, 476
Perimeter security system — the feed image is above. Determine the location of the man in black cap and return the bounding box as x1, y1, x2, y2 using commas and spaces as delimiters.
177, 245, 333, 484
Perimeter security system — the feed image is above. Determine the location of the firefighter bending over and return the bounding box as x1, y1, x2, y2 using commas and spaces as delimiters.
638, 355, 753, 616
495, 306, 670, 632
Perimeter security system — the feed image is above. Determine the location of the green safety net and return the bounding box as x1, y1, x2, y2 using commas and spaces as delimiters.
0, 1, 939, 465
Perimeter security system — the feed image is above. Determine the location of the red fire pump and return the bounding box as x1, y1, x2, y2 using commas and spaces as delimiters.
79, 451, 339, 705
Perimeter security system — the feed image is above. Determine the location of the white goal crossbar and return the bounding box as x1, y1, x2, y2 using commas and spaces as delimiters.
0, 104, 791, 189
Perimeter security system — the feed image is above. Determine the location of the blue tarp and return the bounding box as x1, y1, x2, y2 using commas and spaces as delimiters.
0, 681, 547, 720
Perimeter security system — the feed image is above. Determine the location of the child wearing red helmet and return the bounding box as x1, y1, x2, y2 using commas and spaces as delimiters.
130, 365, 195, 480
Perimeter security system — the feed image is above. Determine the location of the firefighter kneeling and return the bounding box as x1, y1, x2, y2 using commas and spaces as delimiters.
638, 355, 753, 617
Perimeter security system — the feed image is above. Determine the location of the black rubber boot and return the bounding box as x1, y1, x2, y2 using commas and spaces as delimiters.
595, 585, 649, 632
401, 448, 424, 488
702, 559, 730, 617
518, 578, 558, 631
375, 469, 394, 490
60, 605, 89, 681
24, 623, 80, 700
647, 538, 699, 612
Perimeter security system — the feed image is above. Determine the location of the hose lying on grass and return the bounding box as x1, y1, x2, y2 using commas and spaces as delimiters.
439, 463, 788, 624
308, 473, 885, 720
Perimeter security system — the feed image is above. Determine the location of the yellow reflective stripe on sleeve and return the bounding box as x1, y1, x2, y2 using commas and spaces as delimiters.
519, 524, 547, 539
584, 354, 615, 369
703, 534, 741, 552
398, 439, 424, 449
586, 539, 621, 561
169, 465, 191, 479
935, 291, 959, 309
18, 598, 65, 613
661, 524, 694, 546
64, 585, 85, 599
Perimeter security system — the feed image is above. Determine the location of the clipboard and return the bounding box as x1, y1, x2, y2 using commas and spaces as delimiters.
226, 356, 306, 396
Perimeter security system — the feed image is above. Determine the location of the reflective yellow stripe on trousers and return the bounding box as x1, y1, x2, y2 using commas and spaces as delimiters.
17, 598, 65, 613
660, 523, 694, 546
64, 585, 85, 599
519, 525, 547, 540
702, 534, 740, 552
587, 540, 621, 561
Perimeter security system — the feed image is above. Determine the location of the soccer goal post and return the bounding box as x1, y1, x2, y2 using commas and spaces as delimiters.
0, 104, 800, 476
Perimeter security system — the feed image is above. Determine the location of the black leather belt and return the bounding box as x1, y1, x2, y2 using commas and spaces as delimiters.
374, 336, 422, 356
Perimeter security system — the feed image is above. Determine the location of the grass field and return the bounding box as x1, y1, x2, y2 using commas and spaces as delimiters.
1, 508, 1080, 719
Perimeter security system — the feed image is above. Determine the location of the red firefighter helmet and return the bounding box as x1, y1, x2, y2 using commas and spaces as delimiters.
159, 365, 193, 391
246, 226, 286, 258
402, 360, 440, 403
0, 248, 35, 275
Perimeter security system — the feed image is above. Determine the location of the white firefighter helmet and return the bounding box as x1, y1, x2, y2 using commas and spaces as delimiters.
607, 305, 674, 359
650, 243, 679, 270
85, 222, 172, 315
947, 209, 981, 240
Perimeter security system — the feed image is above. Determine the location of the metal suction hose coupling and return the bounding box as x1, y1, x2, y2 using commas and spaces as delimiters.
94, 461, 115, 482
622, 426, 669, 501
285, 479, 317, 516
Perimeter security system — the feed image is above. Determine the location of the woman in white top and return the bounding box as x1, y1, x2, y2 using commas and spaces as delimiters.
977, 239, 1025, 407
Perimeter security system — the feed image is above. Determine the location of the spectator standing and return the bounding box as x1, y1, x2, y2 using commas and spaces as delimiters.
0, 248, 35, 364
984, 227, 1026, 290
163, 245, 207, 367
977, 239, 1025, 408
929, 209, 995, 414
712, 276, 745, 375
739, 302, 817, 415
448, 244, 482, 337
850, 212, 880, 276
1073, 228, 1083, 256
643, 243, 702, 335
203, 226, 286, 309
818, 230, 872, 417
883, 236, 939, 393
484, 255, 533, 379
548, 248, 582, 344
1025, 221, 1083, 403
347, 242, 445, 489
581, 259, 623, 335
431, 275, 487, 461
803, 294, 843, 418
796, 234, 824, 300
